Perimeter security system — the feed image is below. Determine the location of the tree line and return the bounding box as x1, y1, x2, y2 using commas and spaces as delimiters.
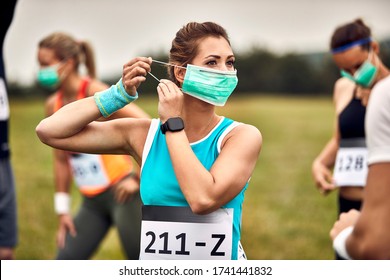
9, 39, 390, 98
137, 38, 390, 96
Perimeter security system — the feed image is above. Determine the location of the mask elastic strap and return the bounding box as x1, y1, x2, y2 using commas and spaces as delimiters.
147, 59, 186, 83
368, 49, 375, 62
147, 72, 161, 83
152, 59, 186, 69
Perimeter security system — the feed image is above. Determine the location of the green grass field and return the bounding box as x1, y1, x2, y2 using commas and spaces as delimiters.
9, 94, 338, 260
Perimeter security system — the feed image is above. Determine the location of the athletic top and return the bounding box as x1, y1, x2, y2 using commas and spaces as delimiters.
140, 117, 247, 260
366, 75, 390, 165
0, 78, 10, 158
54, 78, 133, 197
334, 88, 368, 187
339, 88, 366, 139
0, 0, 18, 159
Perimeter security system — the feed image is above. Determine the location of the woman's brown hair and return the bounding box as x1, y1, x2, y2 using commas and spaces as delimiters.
168, 22, 231, 86
330, 18, 372, 52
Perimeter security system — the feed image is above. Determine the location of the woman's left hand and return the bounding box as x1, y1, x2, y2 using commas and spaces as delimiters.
330, 209, 360, 240
114, 174, 140, 204
356, 86, 371, 106
157, 79, 184, 122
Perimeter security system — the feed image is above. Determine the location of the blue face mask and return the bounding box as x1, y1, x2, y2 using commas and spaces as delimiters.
340, 51, 378, 88
149, 60, 238, 106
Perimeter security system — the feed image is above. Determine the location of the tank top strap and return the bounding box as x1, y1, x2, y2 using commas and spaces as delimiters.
78, 77, 91, 99
53, 92, 63, 112
53, 77, 91, 113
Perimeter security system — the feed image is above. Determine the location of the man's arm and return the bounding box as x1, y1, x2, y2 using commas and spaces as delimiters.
346, 163, 390, 259
331, 79, 390, 259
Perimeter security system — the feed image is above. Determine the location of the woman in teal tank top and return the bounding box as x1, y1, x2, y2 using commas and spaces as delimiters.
36, 22, 262, 260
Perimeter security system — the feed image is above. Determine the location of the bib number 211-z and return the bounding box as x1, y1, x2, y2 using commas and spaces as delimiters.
139, 206, 233, 260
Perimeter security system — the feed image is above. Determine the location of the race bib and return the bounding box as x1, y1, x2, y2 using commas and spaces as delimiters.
69, 153, 110, 189
334, 139, 368, 187
0, 79, 10, 120
140, 206, 233, 260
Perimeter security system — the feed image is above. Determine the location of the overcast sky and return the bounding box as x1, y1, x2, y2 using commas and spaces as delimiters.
3, 0, 390, 86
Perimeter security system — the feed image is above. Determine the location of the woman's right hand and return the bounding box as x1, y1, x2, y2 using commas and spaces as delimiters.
122, 57, 152, 96
312, 160, 336, 195
56, 214, 77, 249
156, 79, 184, 122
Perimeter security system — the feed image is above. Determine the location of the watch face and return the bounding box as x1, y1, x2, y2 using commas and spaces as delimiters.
168, 117, 184, 131
161, 117, 185, 134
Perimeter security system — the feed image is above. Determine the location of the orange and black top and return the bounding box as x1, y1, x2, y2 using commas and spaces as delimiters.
54, 78, 133, 197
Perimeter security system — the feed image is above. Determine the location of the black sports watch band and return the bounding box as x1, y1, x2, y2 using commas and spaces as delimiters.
161, 117, 185, 134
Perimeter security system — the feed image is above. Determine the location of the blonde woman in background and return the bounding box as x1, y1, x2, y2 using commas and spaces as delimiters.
37, 32, 149, 259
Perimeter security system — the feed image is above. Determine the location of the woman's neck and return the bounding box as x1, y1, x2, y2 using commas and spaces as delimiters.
376, 61, 390, 82
181, 96, 221, 143
59, 72, 83, 100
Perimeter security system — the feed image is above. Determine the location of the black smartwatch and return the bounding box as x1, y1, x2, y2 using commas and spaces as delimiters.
161, 117, 185, 134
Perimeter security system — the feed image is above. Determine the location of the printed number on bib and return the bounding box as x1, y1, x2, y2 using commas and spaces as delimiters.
0, 79, 10, 120
140, 206, 233, 260
334, 147, 368, 187
69, 153, 110, 188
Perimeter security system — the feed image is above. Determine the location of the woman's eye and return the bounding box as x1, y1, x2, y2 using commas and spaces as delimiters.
227, 60, 235, 67
206, 60, 217, 66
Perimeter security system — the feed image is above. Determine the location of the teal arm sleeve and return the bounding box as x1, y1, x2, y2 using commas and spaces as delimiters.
94, 78, 138, 117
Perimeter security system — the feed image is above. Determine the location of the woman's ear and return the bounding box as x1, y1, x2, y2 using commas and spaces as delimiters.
58, 58, 75, 79
371, 41, 380, 55
60, 59, 70, 75
174, 67, 185, 84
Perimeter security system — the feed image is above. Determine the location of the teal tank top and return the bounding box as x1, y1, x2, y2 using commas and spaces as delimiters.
140, 117, 248, 260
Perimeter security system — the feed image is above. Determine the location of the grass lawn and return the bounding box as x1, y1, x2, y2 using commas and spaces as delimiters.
9, 93, 338, 260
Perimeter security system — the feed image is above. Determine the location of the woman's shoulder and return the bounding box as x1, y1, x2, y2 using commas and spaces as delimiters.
227, 121, 262, 145
86, 78, 109, 96
220, 121, 262, 157
237, 122, 262, 137
44, 92, 59, 116
333, 77, 355, 112
334, 77, 354, 96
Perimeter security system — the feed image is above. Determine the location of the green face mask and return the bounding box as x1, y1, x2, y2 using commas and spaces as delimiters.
340, 52, 378, 88
181, 64, 238, 106
37, 63, 61, 89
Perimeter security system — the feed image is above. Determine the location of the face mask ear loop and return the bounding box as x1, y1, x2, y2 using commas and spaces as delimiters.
356, 50, 375, 75
147, 72, 161, 83
368, 50, 377, 68
148, 59, 187, 86
152, 59, 186, 69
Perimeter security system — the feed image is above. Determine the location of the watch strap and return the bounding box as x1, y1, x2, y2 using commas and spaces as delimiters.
161, 117, 184, 134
